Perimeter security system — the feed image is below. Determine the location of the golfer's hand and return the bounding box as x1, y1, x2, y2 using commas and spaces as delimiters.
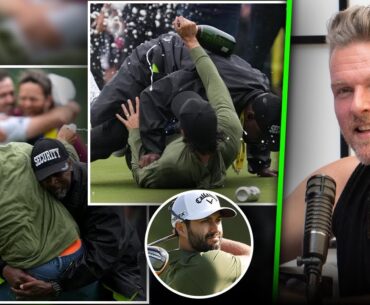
116, 97, 140, 129
173, 16, 200, 49
2, 265, 36, 289
12, 280, 55, 300
139, 153, 160, 168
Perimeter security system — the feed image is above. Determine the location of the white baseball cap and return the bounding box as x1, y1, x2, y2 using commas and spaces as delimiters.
170, 190, 237, 227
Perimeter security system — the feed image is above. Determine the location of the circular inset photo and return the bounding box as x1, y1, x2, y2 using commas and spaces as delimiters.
146, 190, 253, 298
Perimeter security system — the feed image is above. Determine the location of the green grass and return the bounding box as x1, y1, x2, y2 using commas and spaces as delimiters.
90, 152, 279, 204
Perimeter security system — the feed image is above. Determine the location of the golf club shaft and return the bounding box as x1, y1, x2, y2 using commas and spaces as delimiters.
149, 233, 177, 246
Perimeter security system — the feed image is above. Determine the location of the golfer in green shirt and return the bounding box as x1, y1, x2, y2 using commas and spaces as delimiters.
0, 142, 81, 300
116, 16, 242, 188
159, 190, 251, 297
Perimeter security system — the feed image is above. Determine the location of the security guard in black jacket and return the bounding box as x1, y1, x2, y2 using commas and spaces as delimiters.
1, 138, 145, 300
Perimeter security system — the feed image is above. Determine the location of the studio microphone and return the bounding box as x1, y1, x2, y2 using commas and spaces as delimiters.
297, 174, 336, 304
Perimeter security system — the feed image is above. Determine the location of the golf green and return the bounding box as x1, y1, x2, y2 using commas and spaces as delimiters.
90, 152, 279, 204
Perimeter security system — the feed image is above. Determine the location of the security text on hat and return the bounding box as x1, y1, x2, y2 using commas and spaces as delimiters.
34, 148, 61, 167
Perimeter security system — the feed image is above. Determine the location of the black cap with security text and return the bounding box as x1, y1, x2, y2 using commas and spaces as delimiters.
170, 190, 237, 227
31, 138, 69, 181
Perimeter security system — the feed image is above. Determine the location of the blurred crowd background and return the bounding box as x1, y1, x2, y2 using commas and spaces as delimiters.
90, 3, 285, 96
0, 0, 87, 65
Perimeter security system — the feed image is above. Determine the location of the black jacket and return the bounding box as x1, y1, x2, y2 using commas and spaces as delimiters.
58, 162, 144, 298
91, 33, 270, 155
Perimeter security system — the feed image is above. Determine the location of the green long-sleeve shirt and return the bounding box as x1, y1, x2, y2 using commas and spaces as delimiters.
160, 249, 242, 296
129, 46, 242, 188
0, 142, 79, 268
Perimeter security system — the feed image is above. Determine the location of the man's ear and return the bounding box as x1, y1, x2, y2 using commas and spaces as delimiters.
175, 222, 187, 238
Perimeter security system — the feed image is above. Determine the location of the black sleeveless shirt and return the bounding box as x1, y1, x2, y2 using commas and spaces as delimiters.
332, 163, 370, 297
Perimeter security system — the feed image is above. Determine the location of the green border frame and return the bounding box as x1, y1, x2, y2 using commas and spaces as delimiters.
273, 0, 293, 302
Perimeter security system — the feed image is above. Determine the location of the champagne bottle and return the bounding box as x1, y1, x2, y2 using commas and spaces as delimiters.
196, 25, 236, 57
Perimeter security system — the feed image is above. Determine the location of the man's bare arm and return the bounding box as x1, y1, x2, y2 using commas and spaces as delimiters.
221, 238, 251, 272
26, 101, 80, 139
221, 238, 251, 256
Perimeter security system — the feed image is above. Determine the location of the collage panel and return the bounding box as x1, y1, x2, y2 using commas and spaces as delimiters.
147, 190, 253, 298
88, 2, 286, 303
89, 2, 284, 205
0, 63, 147, 301
146, 191, 276, 303
0, 67, 103, 300
0, 64, 147, 300
86, 1, 287, 304
279, 1, 370, 304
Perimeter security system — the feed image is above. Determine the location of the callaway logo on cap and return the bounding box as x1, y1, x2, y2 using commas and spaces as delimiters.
170, 190, 237, 227
31, 138, 69, 181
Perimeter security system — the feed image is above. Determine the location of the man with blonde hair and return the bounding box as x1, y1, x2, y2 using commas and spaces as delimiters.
281, 5, 370, 298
